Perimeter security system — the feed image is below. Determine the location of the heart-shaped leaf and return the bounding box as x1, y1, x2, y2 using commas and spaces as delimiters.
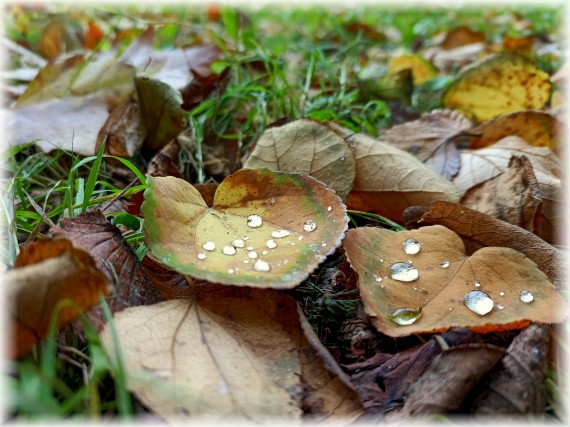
142, 169, 348, 288
343, 225, 566, 337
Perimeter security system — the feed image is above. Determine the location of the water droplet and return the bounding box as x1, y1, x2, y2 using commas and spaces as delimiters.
403, 238, 421, 255
464, 290, 494, 316
272, 229, 291, 238
262, 250, 268, 255
321, 242, 326, 247
390, 262, 419, 282
449, 307, 453, 311
253, 259, 271, 272
340, 156, 345, 161
473, 280, 481, 288
246, 246, 254, 251
283, 260, 289, 265
387, 308, 422, 325
243, 236, 250, 241
248, 251, 258, 259
228, 268, 235, 274
197, 253, 207, 260
519, 290, 534, 303
231, 239, 245, 248
243, 260, 249, 264
499, 291, 505, 296
497, 303, 504, 310
373, 274, 383, 283
269, 197, 276, 205
202, 241, 216, 251
247, 214, 263, 228
298, 236, 304, 241
303, 220, 317, 232
266, 240, 277, 249
379, 259, 384, 263
440, 260, 450, 268
222, 246, 237, 255
327, 206, 332, 212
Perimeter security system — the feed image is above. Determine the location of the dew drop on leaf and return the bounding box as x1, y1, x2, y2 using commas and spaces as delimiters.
298, 236, 304, 241
464, 290, 494, 315
403, 238, 421, 255
390, 262, 419, 282
473, 280, 481, 288
197, 253, 207, 260
262, 250, 268, 255
387, 307, 422, 325
499, 291, 505, 296
373, 274, 383, 283
202, 241, 216, 251
327, 206, 332, 212
247, 214, 263, 228
266, 240, 277, 249
440, 260, 450, 268
243, 260, 249, 264
253, 259, 271, 272
231, 239, 245, 248
269, 197, 276, 205
303, 220, 317, 232
228, 268, 235, 274
519, 290, 534, 303
497, 303, 504, 310
271, 229, 291, 238
246, 246, 254, 251
248, 251, 258, 259
222, 246, 237, 255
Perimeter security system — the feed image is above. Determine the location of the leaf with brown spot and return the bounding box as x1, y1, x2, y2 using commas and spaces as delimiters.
243, 119, 355, 200
460, 155, 542, 234
379, 109, 472, 179
386, 54, 436, 85
441, 26, 486, 50
343, 225, 567, 337
8, 239, 109, 358
420, 201, 568, 290
443, 53, 551, 121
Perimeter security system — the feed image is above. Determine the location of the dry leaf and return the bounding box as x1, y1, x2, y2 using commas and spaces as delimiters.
8, 239, 109, 358
142, 170, 348, 288
441, 26, 486, 50
502, 35, 534, 54
243, 119, 355, 200
38, 14, 83, 60
460, 155, 542, 233
141, 255, 192, 299
420, 201, 568, 290
343, 225, 567, 337
423, 43, 486, 74
386, 54, 436, 85
202, 132, 242, 178
181, 67, 231, 111
443, 53, 551, 121
379, 109, 472, 179
100, 287, 361, 422
327, 124, 462, 222
147, 140, 183, 178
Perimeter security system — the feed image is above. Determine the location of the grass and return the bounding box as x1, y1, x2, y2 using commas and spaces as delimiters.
2, 3, 565, 420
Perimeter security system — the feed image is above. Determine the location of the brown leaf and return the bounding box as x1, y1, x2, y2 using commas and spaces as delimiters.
147, 140, 183, 178
8, 239, 109, 358
441, 26, 486, 50
141, 255, 192, 299
460, 155, 542, 233
38, 15, 83, 60
343, 225, 567, 337
181, 67, 231, 111
193, 182, 219, 207
395, 344, 505, 417
202, 132, 242, 178
379, 109, 472, 179
470, 323, 549, 414
421, 201, 568, 290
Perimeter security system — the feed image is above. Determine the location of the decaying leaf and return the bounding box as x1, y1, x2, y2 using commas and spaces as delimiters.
37, 14, 83, 60
358, 68, 413, 103
420, 201, 568, 290
147, 140, 183, 178
100, 287, 361, 422
443, 53, 551, 121
440, 26, 486, 50
343, 225, 567, 337
379, 109, 472, 179
327, 124, 462, 222
142, 169, 348, 288
8, 239, 109, 358
141, 255, 193, 299
243, 119, 355, 200
386, 54, 436, 85
460, 155, 542, 233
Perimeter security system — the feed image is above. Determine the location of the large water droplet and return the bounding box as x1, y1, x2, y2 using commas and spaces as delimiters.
197, 253, 207, 260
248, 251, 258, 259
440, 260, 450, 268
266, 240, 277, 249
303, 220, 317, 232
272, 229, 291, 238
222, 246, 237, 255
253, 259, 271, 272
390, 262, 419, 282
373, 274, 383, 283
202, 241, 216, 251
464, 290, 494, 315
403, 238, 421, 255
231, 239, 245, 248
519, 290, 534, 303
387, 308, 422, 325
247, 214, 263, 228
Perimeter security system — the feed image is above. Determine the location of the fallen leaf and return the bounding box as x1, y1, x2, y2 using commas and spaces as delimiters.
440, 26, 486, 50
327, 124, 462, 222
100, 287, 361, 422
395, 344, 505, 417
142, 170, 348, 288
358, 68, 413, 103
84, 20, 104, 50
147, 140, 183, 178
202, 132, 242, 178
502, 35, 534, 54
8, 239, 109, 358
471, 323, 549, 414
181, 66, 231, 111
443, 53, 551, 121
378, 109, 472, 179
423, 43, 486, 74
460, 155, 542, 233
343, 225, 567, 337
243, 119, 355, 200
37, 14, 83, 60
420, 201, 568, 290
141, 255, 193, 299
386, 54, 436, 85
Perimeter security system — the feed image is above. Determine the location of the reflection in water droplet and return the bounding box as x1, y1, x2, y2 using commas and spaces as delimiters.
327, 206, 332, 212
266, 240, 277, 249
403, 238, 421, 255
387, 308, 422, 325
473, 280, 481, 288
202, 241, 216, 251
464, 290, 494, 315
231, 239, 245, 248
390, 262, 419, 282
440, 260, 450, 268
248, 251, 258, 259
497, 304, 504, 310
272, 229, 291, 238
373, 274, 383, 283
519, 290, 534, 303
197, 253, 207, 260
228, 269, 235, 274
247, 214, 263, 228
499, 291, 505, 296
222, 246, 237, 255
253, 259, 271, 272
303, 220, 317, 232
